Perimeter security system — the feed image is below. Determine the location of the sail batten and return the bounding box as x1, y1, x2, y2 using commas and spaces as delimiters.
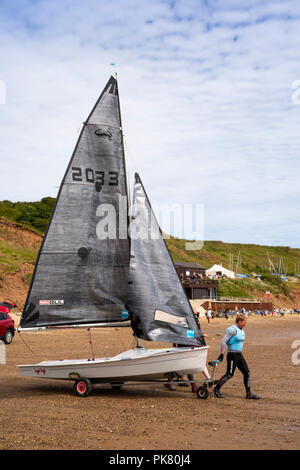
20, 76, 130, 329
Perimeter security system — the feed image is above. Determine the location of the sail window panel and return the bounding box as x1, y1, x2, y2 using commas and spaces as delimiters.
154, 310, 188, 328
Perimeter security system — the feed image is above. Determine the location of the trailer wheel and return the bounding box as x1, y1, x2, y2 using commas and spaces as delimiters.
110, 382, 124, 390
74, 378, 92, 397
197, 386, 209, 399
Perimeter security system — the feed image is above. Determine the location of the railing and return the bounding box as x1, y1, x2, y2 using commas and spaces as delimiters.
182, 278, 217, 285
216, 296, 260, 302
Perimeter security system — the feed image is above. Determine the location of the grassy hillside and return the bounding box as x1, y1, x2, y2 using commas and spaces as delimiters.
1, 197, 299, 277
165, 236, 300, 299
0, 198, 299, 305
0, 217, 41, 274
216, 275, 291, 299
166, 236, 300, 276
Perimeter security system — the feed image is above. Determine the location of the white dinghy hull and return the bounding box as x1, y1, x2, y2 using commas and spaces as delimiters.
18, 346, 208, 382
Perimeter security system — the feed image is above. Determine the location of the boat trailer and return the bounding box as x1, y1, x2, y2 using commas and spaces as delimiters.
71, 360, 221, 399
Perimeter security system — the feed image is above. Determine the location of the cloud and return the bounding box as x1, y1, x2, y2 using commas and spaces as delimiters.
0, 0, 300, 247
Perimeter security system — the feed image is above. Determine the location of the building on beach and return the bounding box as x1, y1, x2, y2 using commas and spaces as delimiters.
174, 262, 218, 300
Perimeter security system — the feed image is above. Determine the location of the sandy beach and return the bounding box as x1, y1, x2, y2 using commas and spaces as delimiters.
0, 314, 299, 450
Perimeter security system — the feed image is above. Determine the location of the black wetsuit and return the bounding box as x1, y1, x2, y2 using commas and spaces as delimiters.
219, 352, 250, 391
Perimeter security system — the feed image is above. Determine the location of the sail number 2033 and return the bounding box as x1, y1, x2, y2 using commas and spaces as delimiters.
71, 167, 118, 186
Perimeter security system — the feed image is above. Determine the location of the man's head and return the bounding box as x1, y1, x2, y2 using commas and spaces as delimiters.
236, 313, 247, 328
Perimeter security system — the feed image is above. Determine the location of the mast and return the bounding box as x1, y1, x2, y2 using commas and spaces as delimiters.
115, 73, 141, 348
115, 73, 131, 212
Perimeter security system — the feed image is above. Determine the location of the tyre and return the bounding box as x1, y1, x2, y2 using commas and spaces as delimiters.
111, 382, 124, 390
197, 386, 209, 399
4, 328, 14, 345
74, 378, 92, 397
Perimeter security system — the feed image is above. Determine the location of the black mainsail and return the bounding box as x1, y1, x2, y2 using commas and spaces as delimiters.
128, 174, 205, 347
20, 76, 130, 328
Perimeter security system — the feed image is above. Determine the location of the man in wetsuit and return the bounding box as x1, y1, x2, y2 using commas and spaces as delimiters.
214, 313, 261, 399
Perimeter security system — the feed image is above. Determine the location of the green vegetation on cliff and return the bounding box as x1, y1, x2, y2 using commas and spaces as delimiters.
0, 197, 55, 234
217, 275, 291, 299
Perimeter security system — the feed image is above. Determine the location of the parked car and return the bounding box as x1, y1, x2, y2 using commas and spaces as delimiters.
0, 311, 15, 344
0, 302, 16, 344
0, 301, 17, 311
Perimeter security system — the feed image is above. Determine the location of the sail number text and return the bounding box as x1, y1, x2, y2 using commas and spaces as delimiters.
71, 167, 119, 186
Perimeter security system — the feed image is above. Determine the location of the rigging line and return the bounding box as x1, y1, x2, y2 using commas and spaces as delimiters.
116, 320, 131, 355
123, 134, 139, 189
17, 331, 39, 360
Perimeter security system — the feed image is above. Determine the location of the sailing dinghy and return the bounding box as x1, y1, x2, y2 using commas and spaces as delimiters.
18, 76, 208, 396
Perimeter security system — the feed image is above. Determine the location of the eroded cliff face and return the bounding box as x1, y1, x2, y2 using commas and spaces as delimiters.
0, 218, 42, 313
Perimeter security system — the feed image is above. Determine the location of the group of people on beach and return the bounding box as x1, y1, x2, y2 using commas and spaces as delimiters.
204, 306, 294, 320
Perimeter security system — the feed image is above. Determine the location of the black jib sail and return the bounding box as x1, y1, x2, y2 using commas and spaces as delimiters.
127, 174, 206, 347
20, 76, 130, 328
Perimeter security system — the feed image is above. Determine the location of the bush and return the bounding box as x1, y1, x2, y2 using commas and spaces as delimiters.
0, 198, 55, 233
260, 273, 290, 296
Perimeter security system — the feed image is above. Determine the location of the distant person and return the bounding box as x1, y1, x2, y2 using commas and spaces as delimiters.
206, 307, 212, 324
225, 308, 230, 319
213, 313, 261, 400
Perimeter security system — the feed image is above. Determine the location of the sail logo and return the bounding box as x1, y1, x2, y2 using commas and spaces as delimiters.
186, 329, 195, 338
95, 128, 112, 140
39, 300, 64, 305
121, 310, 129, 319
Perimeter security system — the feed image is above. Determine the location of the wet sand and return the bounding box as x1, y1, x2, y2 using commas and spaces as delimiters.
0, 315, 299, 450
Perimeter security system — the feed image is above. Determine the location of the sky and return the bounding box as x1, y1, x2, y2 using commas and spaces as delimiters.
0, 0, 300, 248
